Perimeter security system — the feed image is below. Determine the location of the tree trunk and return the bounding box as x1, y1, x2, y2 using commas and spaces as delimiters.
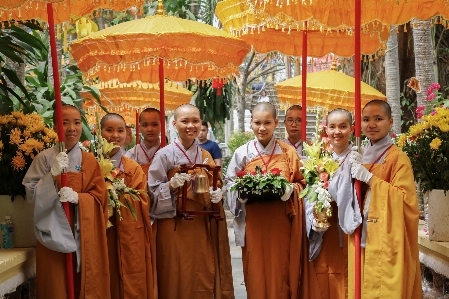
385, 26, 402, 134
413, 20, 435, 109
96, 9, 106, 30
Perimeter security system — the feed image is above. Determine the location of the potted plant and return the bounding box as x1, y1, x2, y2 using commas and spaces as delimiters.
398, 82, 449, 241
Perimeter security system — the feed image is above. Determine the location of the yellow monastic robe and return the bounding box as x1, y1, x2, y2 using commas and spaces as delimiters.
348, 145, 421, 299
107, 156, 157, 299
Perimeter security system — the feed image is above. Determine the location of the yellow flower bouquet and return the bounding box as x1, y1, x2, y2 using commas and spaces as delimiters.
0, 111, 57, 200
399, 106, 449, 193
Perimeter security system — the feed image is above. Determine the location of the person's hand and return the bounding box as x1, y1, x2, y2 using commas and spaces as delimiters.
210, 187, 223, 203
312, 218, 329, 232
58, 187, 79, 204
51, 151, 69, 176
351, 163, 373, 184
349, 146, 362, 165
281, 183, 294, 201
169, 173, 191, 189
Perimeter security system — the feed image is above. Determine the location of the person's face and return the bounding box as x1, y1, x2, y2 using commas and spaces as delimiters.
284, 109, 303, 140
172, 107, 202, 143
101, 117, 126, 148
261, 91, 266, 97
139, 112, 161, 144
54, 106, 82, 151
251, 110, 278, 146
326, 113, 354, 152
124, 127, 132, 146
198, 125, 208, 142
361, 104, 393, 144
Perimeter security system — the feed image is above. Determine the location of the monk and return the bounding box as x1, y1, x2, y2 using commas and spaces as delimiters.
348, 100, 421, 298
148, 104, 234, 299
225, 102, 307, 299
125, 107, 161, 176
23, 104, 110, 299
302, 108, 357, 299
100, 113, 157, 299
282, 104, 309, 157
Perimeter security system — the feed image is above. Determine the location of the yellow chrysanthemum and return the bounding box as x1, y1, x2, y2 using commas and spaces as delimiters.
397, 134, 408, 148
0, 140, 3, 150
23, 130, 32, 138
11, 152, 26, 171
430, 137, 442, 150
42, 135, 52, 144
11, 111, 24, 119
438, 122, 449, 133
9, 128, 22, 145
408, 123, 425, 138
28, 122, 46, 133
19, 138, 44, 155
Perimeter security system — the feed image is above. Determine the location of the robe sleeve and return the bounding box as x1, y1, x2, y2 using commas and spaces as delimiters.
303, 198, 325, 260
148, 150, 176, 219
22, 151, 76, 253
328, 161, 362, 235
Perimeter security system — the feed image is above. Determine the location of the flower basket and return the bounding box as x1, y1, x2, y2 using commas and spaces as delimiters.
231, 166, 290, 204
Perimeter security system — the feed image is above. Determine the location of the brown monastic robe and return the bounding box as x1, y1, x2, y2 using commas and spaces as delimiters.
241, 141, 306, 299
39, 151, 110, 299
154, 149, 234, 299
107, 156, 157, 299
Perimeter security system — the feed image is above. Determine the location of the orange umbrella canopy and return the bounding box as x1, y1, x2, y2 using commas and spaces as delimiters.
70, 13, 251, 83
81, 79, 193, 111
215, 0, 389, 57
0, 0, 144, 23
275, 69, 386, 110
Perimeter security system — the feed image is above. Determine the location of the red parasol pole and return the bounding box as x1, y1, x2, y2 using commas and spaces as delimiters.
354, 0, 362, 298
301, 23, 307, 142
159, 58, 166, 146
136, 109, 140, 145
47, 4, 75, 299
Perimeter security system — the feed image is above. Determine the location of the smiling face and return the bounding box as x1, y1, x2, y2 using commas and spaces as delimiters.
101, 115, 126, 156
53, 105, 82, 151
172, 106, 202, 147
139, 111, 161, 147
251, 110, 278, 147
362, 104, 393, 144
326, 111, 354, 154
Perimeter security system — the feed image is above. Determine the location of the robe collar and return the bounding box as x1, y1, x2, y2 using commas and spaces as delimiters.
332, 142, 352, 161
363, 135, 393, 164
110, 147, 126, 171
253, 135, 277, 155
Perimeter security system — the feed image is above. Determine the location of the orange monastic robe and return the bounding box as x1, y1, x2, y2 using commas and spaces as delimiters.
241, 141, 306, 299
107, 156, 157, 299
348, 145, 421, 299
153, 148, 234, 299
23, 148, 110, 299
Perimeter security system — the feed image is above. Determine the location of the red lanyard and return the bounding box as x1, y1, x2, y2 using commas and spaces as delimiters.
368, 144, 393, 172
254, 141, 277, 171
140, 143, 160, 164
174, 141, 198, 166
288, 138, 301, 149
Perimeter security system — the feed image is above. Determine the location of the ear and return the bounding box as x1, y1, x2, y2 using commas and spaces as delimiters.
172, 119, 176, 128
389, 117, 394, 128
274, 118, 279, 127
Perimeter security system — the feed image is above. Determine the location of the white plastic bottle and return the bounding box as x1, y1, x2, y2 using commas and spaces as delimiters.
5, 216, 14, 249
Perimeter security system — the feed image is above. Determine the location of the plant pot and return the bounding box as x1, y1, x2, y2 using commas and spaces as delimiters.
0, 195, 36, 247
240, 190, 282, 204
427, 190, 449, 242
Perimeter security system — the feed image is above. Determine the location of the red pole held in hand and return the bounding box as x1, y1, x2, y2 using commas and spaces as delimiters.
301, 24, 307, 142
47, 4, 75, 299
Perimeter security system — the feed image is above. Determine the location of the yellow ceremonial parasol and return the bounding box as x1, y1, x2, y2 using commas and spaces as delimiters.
275, 68, 386, 110
81, 79, 193, 113
215, 0, 389, 57
70, 0, 251, 146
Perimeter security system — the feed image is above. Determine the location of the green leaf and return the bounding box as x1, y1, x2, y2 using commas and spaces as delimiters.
299, 186, 309, 198
125, 198, 138, 221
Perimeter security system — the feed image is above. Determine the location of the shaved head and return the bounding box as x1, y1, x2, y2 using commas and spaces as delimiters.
252, 102, 277, 119
174, 104, 200, 120
363, 99, 391, 118
100, 113, 126, 128
327, 108, 353, 125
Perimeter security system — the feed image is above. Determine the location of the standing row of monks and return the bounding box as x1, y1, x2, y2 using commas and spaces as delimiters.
22, 99, 421, 299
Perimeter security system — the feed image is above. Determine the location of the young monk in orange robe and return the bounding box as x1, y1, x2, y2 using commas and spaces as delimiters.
23, 104, 110, 299
225, 102, 307, 299
347, 100, 421, 299
148, 104, 234, 299
100, 113, 157, 299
